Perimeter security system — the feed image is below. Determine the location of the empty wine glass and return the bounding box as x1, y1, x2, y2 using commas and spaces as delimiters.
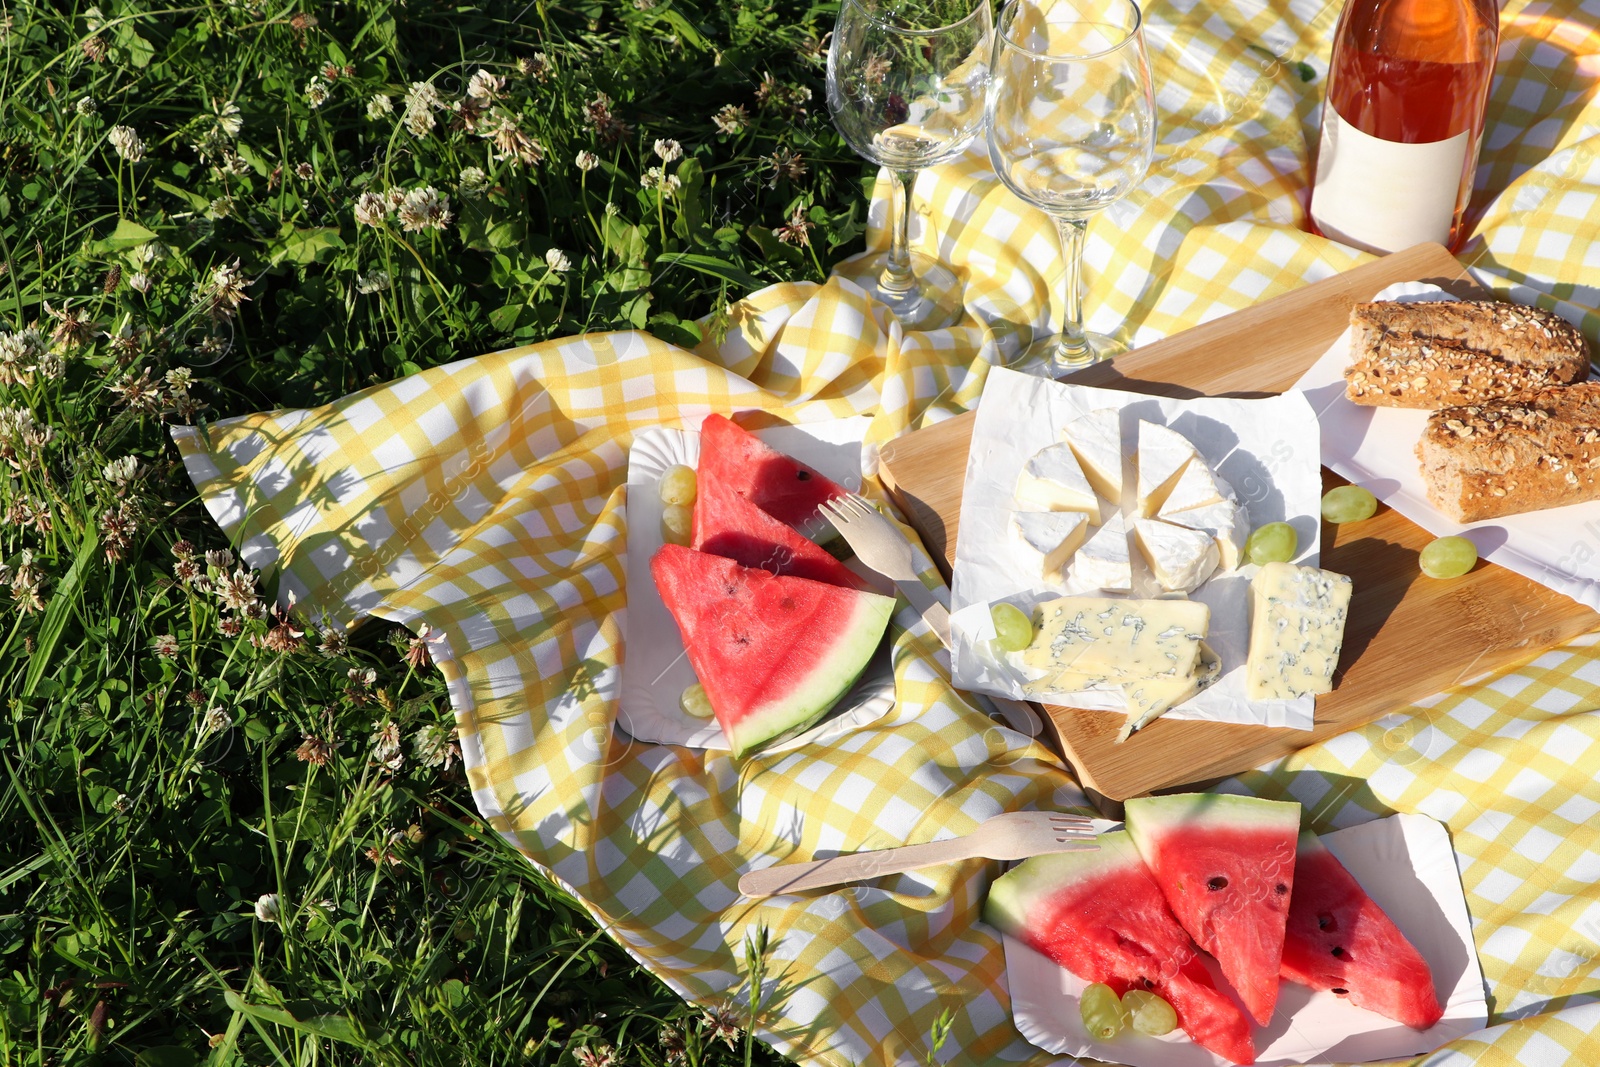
986, 0, 1155, 369
827, 0, 993, 329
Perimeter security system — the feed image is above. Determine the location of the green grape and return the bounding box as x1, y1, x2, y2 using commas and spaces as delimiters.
659, 464, 698, 507
661, 504, 694, 546
1121, 989, 1177, 1036
1419, 535, 1477, 579
1245, 521, 1298, 565
679, 683, 714, 719
1079, 982, 1126, 1041
990, 602, 1034, 653
1321, 484, 1378, 524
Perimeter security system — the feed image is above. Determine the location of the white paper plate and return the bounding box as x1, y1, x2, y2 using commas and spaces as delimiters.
1004, 812, 1489, 1067
949, 366, 1324, 731
618, 417, 899, 751
1293, 280, 1600, 613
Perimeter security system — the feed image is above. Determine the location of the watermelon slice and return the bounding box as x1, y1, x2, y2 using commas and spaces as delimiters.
691, 475, 869, 589
1280, 832, 1443, 1030
985, 830, 1256, 1065
1125, 793, 1302, 1026
650, 545, 894, 757
696, 413, 849, 536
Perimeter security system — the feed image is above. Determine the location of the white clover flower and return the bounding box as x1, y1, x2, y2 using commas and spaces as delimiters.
396, 186, 452, 232
201, 706, 233, 736
604, 201, 619, 217
129, 272, 153, 294
76, 96, 97, 116
712, 103, 748, 135
213, 99, 243, 138
653, 138, 682, 163
545, 248, 572, 273
466, 68, 504, 104
660, 173, 682, 198
353, 191, 388, 228
206, 195, 234, 220
103, 455, 139, 486
85, 6, 106, 32
640, 167, 662, 190
404, 104, 435, 138
404, 81, 442, 114
138, 241, 168, 265
366, 92, 394, 119
575, 150, 600, 172
355, 270, 390, 294
108, 125, 145, 162
35, 352, 64, 381
254, 893, 281, 923
305, 77, 330, 109
457, 166, 489, 199
412, 722, 460, 770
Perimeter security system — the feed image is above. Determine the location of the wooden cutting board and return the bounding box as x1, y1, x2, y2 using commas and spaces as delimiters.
878, 242, 1600, 802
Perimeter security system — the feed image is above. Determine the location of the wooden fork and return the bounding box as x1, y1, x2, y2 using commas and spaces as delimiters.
738, 811, 1096, 898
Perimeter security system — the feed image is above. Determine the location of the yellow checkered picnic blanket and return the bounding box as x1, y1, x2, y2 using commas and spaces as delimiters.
174, 0, 1600, 1063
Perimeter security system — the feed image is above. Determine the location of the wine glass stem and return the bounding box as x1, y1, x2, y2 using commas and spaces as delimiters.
878, 168, 920, 302
1052, 215, 1090, 367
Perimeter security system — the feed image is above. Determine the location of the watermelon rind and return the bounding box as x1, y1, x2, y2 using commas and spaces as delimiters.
721, 591, 894, 756
1125, 792, 1302, 1027
984, 831, 1147, 936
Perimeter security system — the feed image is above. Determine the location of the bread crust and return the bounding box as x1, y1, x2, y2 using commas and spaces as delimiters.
1416, 382, 1600, 522
1346, 300, 1591, 409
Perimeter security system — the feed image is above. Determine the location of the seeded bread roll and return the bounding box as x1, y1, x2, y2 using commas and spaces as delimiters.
1416, 382, 1600, 522
1345, 299, 1591, 409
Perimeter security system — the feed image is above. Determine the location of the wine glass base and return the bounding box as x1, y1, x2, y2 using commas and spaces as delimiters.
1004, 330, 1127, 378
832, 252, 964, 331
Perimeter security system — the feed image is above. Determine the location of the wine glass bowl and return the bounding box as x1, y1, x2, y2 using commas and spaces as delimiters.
827, 0, 993, 329
986, 0, 1155, 368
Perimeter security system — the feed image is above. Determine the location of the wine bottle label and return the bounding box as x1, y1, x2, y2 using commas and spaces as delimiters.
1309, 106, 1470, 255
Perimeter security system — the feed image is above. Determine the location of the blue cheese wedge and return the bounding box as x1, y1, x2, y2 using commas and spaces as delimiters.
1157, 458, 1233, 516
1163, 499, 1249, 571
1118, 641, 1222, 742
1067, 513, 1132, 592
1133, 518, 1220, 593
1021, 595, 1210, 685
1061, 408, 1124, 504
1011, 510, 1089, 583
1246, 562, 1354, 701
1135, 421, 1200, 517
1015, 442, 1103, 524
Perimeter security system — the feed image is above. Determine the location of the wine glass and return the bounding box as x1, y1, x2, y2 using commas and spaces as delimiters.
986, 0, 1155, 369
827, 0, 993, 330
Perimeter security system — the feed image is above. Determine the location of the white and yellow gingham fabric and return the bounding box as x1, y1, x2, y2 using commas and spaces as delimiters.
175, 0, 1600, 1063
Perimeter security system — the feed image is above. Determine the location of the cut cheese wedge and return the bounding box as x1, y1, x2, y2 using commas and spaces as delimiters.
1164, 499, 1249, 571
1135, 421, 1199, 517
1118, 641, 1222, 742
1067, 512, 1131, 592
1061, 408, 1124, 504
1016, 442, 1102, 524
1011, 511, 1089, 583
1021, 595, 1209, 685
1246, 562, 1353, 701
1157, 458, 1233, 516
1133, 518, 1220, 594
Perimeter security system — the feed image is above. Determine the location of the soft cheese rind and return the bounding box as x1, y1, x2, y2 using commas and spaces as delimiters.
1067, 512, 1132, 592
1157, 459, 1232, 516
1011, 510, 1089, 583
1016, 441, 1103, 523
1133, 518, 1219, 594
1163, 499, 1249, 571
1062, 407, 1124, 504
1246, 562, 1353, 701
1135, 421, 1199, 517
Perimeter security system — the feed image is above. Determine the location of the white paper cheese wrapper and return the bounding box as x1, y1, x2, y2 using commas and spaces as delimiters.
1310, 107, 1470, 256
949, 367, 1324, 731
1294, 280, 1600, 615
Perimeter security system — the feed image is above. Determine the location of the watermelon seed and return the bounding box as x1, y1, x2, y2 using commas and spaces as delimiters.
1331, 946, 1347, 958
1331, 988, 1348, 995
1275, 883, 1288, 895
1206, 876, 1228, 891
1317, 913, 1336, 931
780, 597, 796, 611
796, 470, 812, 480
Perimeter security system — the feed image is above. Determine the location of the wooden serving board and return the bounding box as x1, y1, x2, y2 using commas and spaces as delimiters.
878, 242, 1600, 802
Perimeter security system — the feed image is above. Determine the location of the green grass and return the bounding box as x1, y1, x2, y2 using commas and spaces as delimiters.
0, 0, 869, 1060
